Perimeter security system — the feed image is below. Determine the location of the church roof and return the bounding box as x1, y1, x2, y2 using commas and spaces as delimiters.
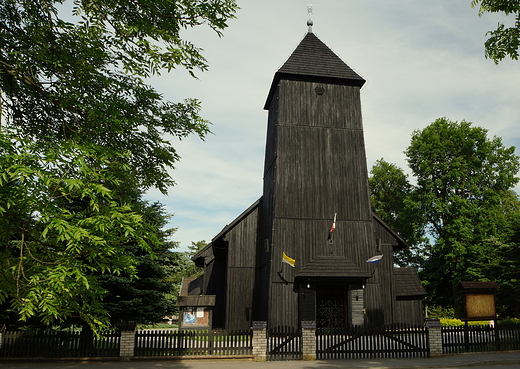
296, 256, 371, 279
394, 268, 427, 297
264, 31, 365, 109
179, 276, 203, 296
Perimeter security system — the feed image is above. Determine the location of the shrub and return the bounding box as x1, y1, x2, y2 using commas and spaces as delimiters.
427, 306, 455, 319
440, 319, 493, 327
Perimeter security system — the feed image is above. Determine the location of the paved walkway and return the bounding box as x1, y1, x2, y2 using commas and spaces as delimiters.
1, 351, 520, 369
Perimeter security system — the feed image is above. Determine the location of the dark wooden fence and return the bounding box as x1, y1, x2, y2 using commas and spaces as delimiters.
0, 329, 119, 358
134, 329, 252, 357
267, 326, 302, 361
3, 322, 518, 360
442, 323, 520, 354
316, 324, 429, 360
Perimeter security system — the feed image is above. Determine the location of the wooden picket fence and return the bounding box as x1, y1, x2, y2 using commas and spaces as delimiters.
0, 329, 120, 358
134, 329, 252, 357
2, 322, 518, 360
267, 326, 302, 361
316, 324, 429, 360
442, 323, 520, 354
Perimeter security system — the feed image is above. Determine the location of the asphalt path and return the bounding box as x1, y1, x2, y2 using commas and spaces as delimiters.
1, 351, 520, 369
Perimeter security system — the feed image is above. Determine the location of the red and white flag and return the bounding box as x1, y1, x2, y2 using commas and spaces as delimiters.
329, 213, 336, 233
328, 213, 337, 241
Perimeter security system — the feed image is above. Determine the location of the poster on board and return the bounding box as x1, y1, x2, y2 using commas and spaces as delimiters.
184, 310, 196, 325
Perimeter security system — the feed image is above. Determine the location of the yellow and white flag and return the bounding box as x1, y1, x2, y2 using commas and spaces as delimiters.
282, 252, 295, 267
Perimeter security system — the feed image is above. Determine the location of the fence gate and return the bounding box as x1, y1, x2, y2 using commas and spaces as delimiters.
316, 324, 429, 360
134, 329, 252, 357
267, 326, 302, 361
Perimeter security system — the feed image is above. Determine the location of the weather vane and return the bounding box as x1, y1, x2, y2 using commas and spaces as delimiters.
307, 3, 314, 32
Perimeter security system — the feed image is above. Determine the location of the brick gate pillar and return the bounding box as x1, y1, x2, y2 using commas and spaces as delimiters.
119, 322, 137, 359
425, 318, 443, 356
252, 321, 267, 361
301, 321, 316, 360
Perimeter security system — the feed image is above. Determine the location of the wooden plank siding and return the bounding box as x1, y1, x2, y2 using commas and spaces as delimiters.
395, 300, 424, 326
266, 78, 376, 329
252, 198, 273, 323
225, 205, 259, 269
277, 81, 363, 130
275, 81, 372, 221
263, 86, 279, 180
204, 256, 228, 328
222, 206, 259, 330
258, 88, 279, 325
267, 281, 300, 329
270, 219, 376, 280
276, 126, 372, 220
371, 217, 427, 325
364, 244, 396, 326
226, 268, 256, 330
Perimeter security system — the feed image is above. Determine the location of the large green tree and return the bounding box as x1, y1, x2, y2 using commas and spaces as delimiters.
0, 134, 156, 329
407, 118, 519, 313
369, 159, 429, 268
471, 0, 520, 63
1, 0, 237, 192
0, 0, 238, 331
369, 118, 520, 316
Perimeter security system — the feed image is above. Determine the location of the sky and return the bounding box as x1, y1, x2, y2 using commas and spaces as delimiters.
144, 1, 520, 251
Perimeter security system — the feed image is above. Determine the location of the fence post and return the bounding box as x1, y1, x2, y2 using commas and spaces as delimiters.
0, 324, 5, 350
494, 319, 500, 351
119, 322, 136, 359
301, 321, 316, 360
251, 321, 267, 361
425, 318, 443, 357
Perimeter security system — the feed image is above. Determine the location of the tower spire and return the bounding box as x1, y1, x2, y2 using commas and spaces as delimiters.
307, 4, 313, 33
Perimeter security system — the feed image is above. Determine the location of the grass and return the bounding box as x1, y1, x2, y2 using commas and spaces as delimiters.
138, 323, 178, 330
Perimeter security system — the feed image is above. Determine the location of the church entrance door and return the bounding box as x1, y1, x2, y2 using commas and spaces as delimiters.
316, 284, 348, 328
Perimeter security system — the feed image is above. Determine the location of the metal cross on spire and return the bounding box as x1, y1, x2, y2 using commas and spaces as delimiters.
307, 4, 314, 33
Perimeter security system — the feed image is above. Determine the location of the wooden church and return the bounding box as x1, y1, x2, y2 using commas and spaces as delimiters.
186, 26, 426, 331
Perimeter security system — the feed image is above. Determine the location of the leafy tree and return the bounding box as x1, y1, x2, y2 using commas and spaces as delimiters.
0, 0, 238, 331
1, 0, 237, 192
405, 118, 519, 314
473, 191, 520, 317
471, 0, 520, 63
369, 118, 520, 316
369, 159, 428, 268
0, 133, 155, 329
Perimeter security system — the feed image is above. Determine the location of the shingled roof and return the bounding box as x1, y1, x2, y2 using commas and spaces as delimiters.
179, 276, 203, 296
265, 31, 365, 109
297, 256, 371, 279
394, 268, 427, 298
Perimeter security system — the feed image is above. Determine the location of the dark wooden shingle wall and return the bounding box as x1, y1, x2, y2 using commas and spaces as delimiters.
265, 78, 377, 328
